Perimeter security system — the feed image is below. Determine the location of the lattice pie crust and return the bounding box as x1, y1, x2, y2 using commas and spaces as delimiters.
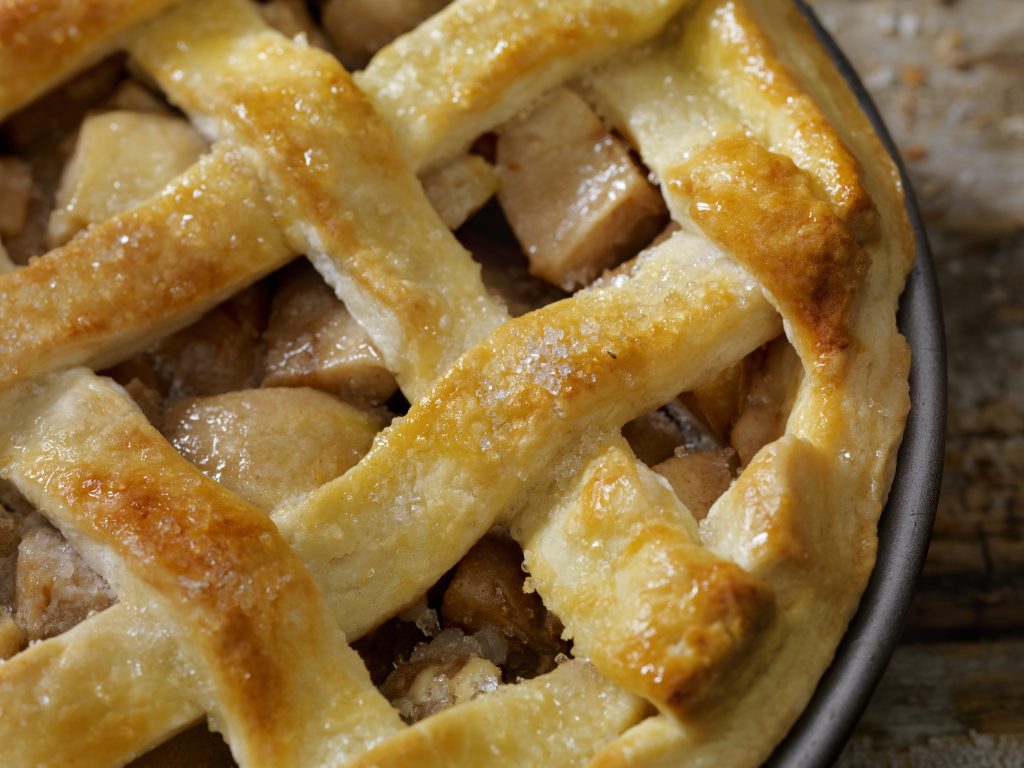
0, 0, 914, 766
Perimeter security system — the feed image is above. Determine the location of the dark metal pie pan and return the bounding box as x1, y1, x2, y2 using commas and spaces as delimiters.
764, 4, 947, 766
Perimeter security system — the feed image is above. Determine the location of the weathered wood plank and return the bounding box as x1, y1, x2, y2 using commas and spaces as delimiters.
809, 0, 1024, 761
841, 733, 1024, 768
809, 0, 1024, 639
808, 0, 1024, 234
908, 230, 1024, 634
837, 641, 1024, 766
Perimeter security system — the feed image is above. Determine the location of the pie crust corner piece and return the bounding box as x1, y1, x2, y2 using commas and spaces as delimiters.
0, 0, 915, 767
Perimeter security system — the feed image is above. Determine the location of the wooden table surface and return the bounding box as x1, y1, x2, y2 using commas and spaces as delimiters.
805, 1, 1024, 764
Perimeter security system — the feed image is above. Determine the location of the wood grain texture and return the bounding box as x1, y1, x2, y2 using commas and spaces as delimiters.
838, 642, 1024, 766
809, 0, 1024, 761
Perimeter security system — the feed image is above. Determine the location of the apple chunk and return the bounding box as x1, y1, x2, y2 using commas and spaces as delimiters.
263, 264, 398, 405
48, 110, 207, 246
497, 89, 667, 290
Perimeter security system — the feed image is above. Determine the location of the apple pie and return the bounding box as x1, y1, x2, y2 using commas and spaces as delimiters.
0, 0, 915, 766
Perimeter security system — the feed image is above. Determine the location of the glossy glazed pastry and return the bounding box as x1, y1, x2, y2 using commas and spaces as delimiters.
0, 0, 913, 765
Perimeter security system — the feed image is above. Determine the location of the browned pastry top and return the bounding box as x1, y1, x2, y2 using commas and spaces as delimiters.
0, 0, 913, 766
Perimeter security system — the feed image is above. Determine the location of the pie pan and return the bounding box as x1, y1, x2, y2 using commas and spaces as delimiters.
0, 0, 944, 763
765, 4, 947, 765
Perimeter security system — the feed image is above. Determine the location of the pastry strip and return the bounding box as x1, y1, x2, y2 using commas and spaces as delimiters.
0, 603, 198, 768
346, 661, 650, 768
275, 231, 781, 670
675, 0, 876, 236
0, 0, 179, 118
581, 0, 875, 235
0, 147, 292, 391
585, 1, 913, 763
0, 370, 404, 768
0, 597, 643, 768
128, 0, 508, 400
511, 434, 774, 717
128, 6, 784, 714
357, 0, 695, 172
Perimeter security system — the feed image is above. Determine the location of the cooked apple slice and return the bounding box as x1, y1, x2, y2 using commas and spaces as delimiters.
163, 387, 386, 512
263, 264, 398, 405
422, 154, 498, 230
260, 0, 329, 49
654, 448, 737, 521
149, 284, 269, 400
321, 0, 451, 68
0, 239, 17, 274
0, 157, 32, 238
496, 89, 667, 290
15, 525, 116, 643
47, 110, 208, 246
730, 337, 803, 467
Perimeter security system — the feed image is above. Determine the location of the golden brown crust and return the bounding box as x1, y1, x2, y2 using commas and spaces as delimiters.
357, 0, 693, 171
678, 0, 878, 240
0, 371, 403, 767
129, 0, 508, 400
39, 423, 299, 721
0, 0, 915, 764
0, 148, 292, 392
520, 438, 775, 719
0, 0, 178, 119
278, 232, 780, 643
737, 0, 915, 269
346, 661, 650, 768
0, 604, 202, 768
671, 134, 869, 355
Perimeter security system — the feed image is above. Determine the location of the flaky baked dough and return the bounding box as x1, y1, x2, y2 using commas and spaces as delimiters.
0, 0, 914, 766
